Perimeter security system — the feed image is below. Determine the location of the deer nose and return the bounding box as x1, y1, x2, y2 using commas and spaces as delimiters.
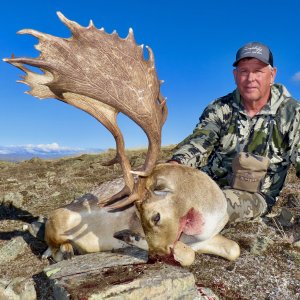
149, 245, 171, 256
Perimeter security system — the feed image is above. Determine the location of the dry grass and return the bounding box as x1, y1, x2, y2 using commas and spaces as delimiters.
0, 146, 299, 299
0, 146, 174, 217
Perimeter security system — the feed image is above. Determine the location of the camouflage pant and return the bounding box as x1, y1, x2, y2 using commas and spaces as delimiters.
222, 188, 268, 223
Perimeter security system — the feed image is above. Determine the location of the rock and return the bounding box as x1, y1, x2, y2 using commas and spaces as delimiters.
294, 240, 300, 248
277, 207, 296, 227
250, 236, 274, 255
27, 218, 46, 241
0, 277, 36, 300
44, 248, 205, 299
91, 177, 125, 199
198, 287, 220, 299
44, 247, 148, 279
284, 249, 300, 265
0, 236, 28, 265
1, 192, 24, 208
52, 265, 200, 300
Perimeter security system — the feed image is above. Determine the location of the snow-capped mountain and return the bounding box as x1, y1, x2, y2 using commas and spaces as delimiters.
0, 143, 103, 161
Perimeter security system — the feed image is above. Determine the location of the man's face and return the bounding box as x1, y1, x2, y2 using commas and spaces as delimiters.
233, 58, 277, 104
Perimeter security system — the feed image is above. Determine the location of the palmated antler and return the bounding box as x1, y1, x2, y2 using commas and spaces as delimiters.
4, 12, 167, 208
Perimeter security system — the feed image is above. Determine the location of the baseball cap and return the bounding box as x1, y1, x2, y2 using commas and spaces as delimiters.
233, 42, 273, 67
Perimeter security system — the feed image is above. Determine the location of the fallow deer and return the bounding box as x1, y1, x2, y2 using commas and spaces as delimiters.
5, 12, 240, 266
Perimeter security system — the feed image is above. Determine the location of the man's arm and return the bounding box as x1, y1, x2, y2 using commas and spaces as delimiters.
289, 109, 300, 177
171, 101, 224, 168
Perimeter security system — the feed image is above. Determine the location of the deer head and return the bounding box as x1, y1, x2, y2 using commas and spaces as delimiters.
4, 12, 167, 208
114, 163, 238, 266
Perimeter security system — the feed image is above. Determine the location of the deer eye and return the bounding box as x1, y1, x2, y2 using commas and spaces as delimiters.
153, 183, 171, 196
151, 212, 160, 225
153, 190, 169, 196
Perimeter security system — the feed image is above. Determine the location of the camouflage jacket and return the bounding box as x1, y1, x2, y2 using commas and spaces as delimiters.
172, 84, 300, 206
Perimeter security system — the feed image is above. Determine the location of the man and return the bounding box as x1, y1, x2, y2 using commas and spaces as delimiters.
170, 41, 300, 222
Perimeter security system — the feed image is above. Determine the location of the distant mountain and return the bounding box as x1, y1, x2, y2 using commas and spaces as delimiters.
0, 143, 104, 161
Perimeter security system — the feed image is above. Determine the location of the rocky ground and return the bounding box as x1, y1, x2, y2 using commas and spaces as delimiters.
0, 147, 299, 299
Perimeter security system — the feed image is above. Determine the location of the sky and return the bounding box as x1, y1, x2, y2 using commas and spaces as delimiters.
1, 0, 300, 152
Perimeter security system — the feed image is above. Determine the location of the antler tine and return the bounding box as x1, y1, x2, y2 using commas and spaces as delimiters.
126, 28, 136, 43
56, 11, 82, 33
3, 57, 28, 74
102, 193, 140, 210
159, 93, 168, 123
146, 45, 155, 66
88, 19, 95, 29
18, 29, 48, 40
5, 57, 49, 71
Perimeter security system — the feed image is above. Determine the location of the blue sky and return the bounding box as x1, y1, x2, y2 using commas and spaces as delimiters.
1, 0, 300, 151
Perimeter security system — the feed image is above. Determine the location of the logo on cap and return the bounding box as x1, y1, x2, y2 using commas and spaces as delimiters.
233, 42, 273, 67
242, 45, 263, 56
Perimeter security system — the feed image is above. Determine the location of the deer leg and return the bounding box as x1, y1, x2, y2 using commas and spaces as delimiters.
59, 242, 75, 260
113, 229, 148, 250
42, 243, 74, 262
181, 234, 240, 261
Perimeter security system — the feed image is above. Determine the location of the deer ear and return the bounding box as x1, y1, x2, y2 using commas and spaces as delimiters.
180, 208, 204, 235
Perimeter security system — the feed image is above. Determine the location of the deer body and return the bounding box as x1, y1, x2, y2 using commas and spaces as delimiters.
43, 193, 144, 262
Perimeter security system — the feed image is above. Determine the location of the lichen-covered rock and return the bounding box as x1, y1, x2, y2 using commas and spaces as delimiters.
44, 249, 204, 300
1, 192, 24, 208
249, 236, 274, 255
0, 277, 36, 300
0, 237, 28, 265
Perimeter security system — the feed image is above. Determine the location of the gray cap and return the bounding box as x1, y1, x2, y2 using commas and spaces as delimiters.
233, 42, 273, 67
